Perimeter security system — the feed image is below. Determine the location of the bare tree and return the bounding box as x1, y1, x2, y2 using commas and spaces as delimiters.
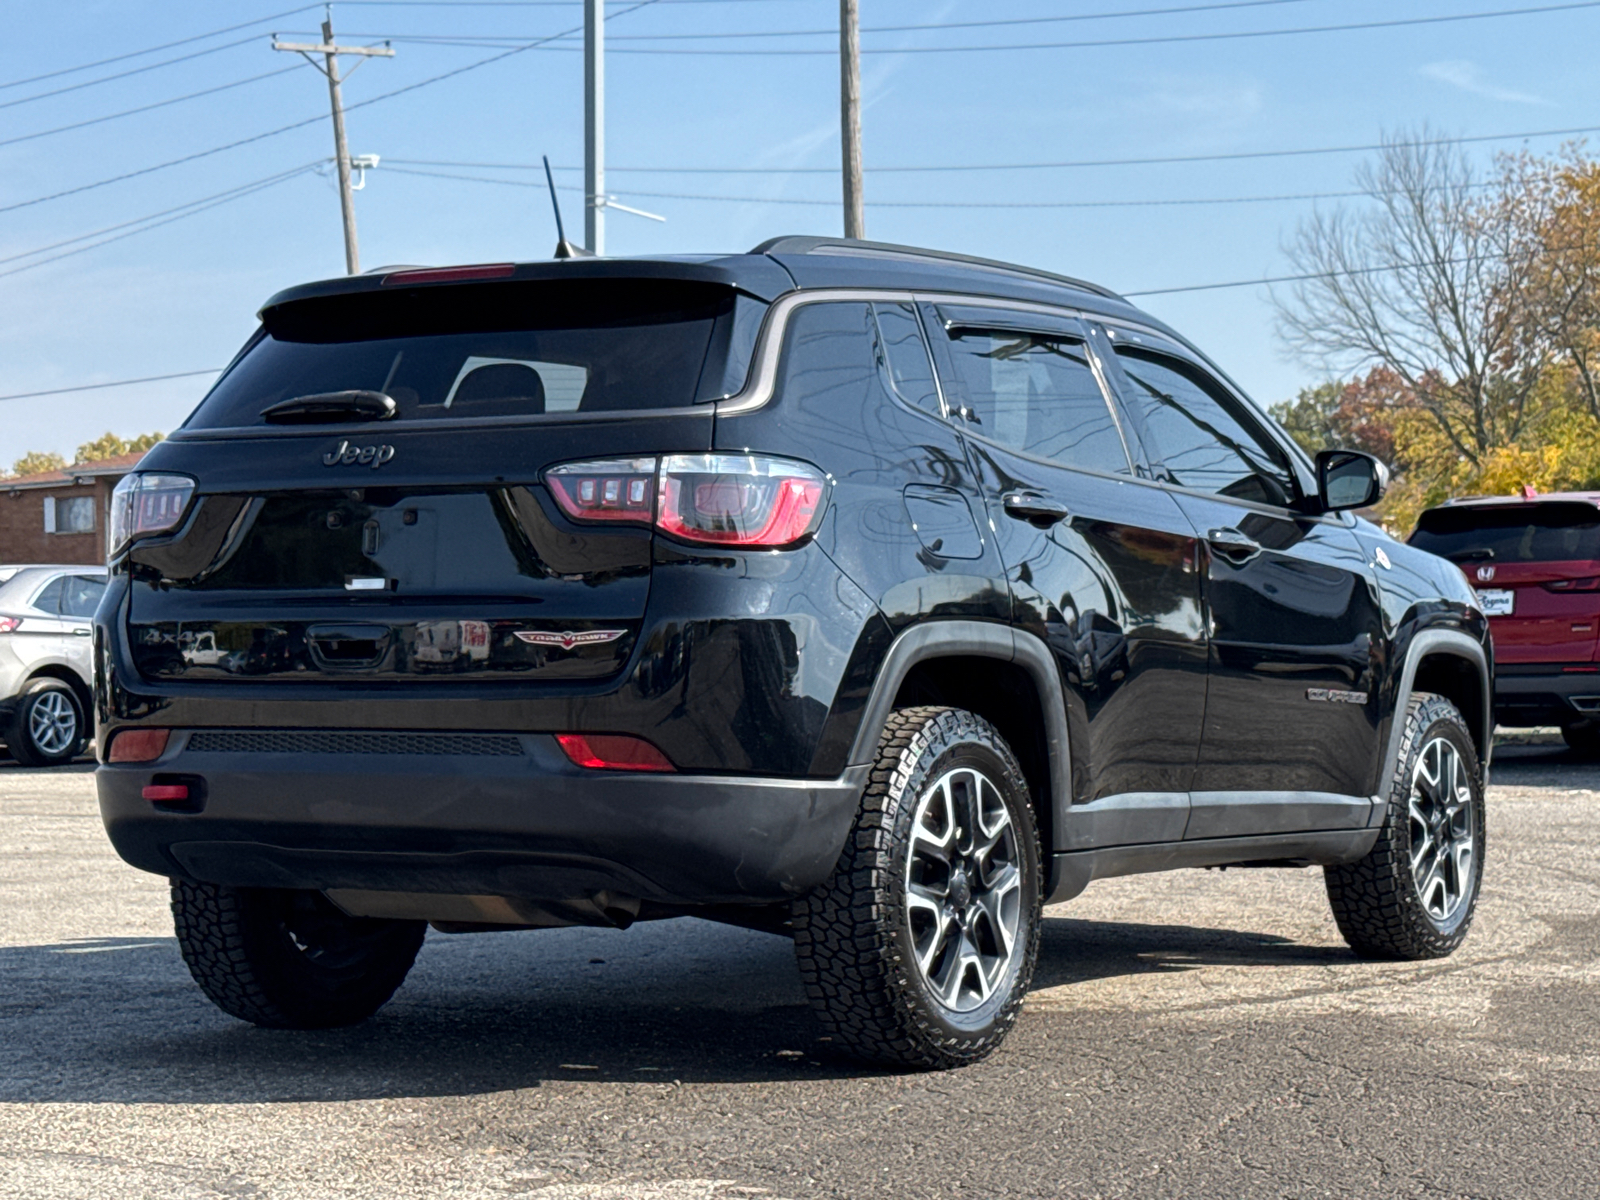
1274, 130, 1545, 465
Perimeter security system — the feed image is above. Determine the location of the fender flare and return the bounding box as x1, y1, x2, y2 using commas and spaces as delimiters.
1381, 628, 1493, 786
847, 619, 1073, 846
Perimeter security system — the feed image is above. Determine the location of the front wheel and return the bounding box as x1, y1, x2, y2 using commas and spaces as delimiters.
1325, 693, 1485, 959
792, 706, 1042, 1069
5, 679, 86, 767
171, 881, 426, 1028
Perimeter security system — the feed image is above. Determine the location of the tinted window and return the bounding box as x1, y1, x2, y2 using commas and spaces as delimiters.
1114, 347, 1295, 505
872, 302, 941, 416
29, 577, 64, 614
1411, 503, 1600, 562
942, 328, 1128, 472
188, 280, 763, 428
60, 576, 106, 618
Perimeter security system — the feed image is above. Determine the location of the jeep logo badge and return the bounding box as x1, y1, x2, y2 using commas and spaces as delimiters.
1476, 565, 1495, 582
323, 440, 395, 469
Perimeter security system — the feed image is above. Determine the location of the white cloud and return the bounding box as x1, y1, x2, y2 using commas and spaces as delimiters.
1420, 60, 1548, 105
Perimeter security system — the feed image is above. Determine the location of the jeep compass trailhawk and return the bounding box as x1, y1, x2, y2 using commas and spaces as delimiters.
97, 239, 1492, 1068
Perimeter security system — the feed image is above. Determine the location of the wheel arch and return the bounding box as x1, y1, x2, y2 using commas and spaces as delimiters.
847, 621, 1071, 864
1381, 629, 1492, 788
23, 664, 93, 719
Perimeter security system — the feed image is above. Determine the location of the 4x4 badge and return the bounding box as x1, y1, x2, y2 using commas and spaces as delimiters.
323, 439, 395, 469
515, 629, 626, 650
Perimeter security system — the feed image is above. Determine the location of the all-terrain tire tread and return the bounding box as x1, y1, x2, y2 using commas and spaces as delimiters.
792, 706, 1042, 1070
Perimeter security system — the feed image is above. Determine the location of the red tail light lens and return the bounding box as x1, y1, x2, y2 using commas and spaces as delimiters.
556, 732, 675, 772
546, 458, 657, 524
0, 617, 20, 634
108, 728, 171, 764
108, 473, 196, 560
658, 454, 826, 547
544, 454, 828, 548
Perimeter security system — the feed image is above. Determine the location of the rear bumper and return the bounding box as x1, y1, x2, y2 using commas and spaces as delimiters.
97, 730, 867, 907
1494, 665, 1600, 726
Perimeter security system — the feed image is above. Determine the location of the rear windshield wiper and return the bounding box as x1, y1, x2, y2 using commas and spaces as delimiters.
1446, 548, 1495, 562
260, 390, 396, 424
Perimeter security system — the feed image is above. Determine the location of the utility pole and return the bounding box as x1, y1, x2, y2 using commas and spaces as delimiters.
585, 0, 605, 255
840, 0, 865, 240
273, 17, 394, 274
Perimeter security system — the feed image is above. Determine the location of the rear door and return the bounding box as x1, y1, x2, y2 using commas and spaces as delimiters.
1410, 501, 1600, 664
56, 574, 105, 685
120, 277, 749, 687
924, 303, 1208, 829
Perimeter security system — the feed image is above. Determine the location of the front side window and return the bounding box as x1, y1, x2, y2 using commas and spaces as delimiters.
872, 302, 942, 416
1113, 346, 1296, 506
940, 326, 1129, 473
59, 575, 106, 618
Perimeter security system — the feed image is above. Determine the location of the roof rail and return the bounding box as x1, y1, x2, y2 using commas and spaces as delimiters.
749, 235, 1123, 301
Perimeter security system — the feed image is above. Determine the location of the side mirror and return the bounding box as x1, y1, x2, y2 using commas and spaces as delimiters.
1316, 449, 1388, 512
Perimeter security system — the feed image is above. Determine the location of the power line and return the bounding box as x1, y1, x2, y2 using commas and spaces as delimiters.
0, 371, 221, 405
0, 169, 320, 281
370, 0, 1600, 52
0, 163, 324, 269
382, 124, 1600, 179
0, 3, 657, 217
0, 5, 321, 92
0, 66, 302, 151
0, 35, 267, 113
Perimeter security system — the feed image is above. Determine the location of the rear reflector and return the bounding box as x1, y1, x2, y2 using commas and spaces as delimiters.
141, 784, 189, 803
108, 728, 171, 763
382, 263, 516, 286
556, 733, 675, 772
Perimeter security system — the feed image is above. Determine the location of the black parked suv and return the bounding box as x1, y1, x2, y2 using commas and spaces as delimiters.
97, 238, 1492, 1068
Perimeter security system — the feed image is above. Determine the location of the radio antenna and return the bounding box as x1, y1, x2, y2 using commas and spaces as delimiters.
545, 155, 591, 259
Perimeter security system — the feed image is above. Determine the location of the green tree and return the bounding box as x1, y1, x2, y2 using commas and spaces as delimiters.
9, 450, 65, 478
73, 430, 163, 464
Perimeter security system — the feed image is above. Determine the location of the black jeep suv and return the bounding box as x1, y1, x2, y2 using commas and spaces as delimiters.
97, 238, 1492, 1068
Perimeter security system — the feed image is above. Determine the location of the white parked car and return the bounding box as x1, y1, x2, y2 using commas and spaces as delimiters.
0, 565, 107, 766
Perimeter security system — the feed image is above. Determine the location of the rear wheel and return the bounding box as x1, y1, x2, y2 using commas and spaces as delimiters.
171, 880, 426, 1028
5, 679, 86, 767
792, 706, 1042, 1069
1325, 693, 1485, 960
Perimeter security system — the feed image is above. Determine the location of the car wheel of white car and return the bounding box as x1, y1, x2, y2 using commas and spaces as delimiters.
6, 679, 86, 767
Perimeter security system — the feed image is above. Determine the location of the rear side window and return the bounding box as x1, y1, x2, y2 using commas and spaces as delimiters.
60, 576, 106, 618
187, 279, 765, 428
1411, 503, 1600, 563
29, 577, 64, 614
872, 302, 942, 416
939, 326, 1129, 472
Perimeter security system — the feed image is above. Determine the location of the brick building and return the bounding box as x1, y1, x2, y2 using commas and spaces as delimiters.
0, 450, 146, 566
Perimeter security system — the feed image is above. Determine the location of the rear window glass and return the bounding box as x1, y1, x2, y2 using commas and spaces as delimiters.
186, 279, 765, 428
1410, 503, 1600, 562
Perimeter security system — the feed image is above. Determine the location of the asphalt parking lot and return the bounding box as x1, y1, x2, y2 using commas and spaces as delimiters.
1, 740, 1596, 1200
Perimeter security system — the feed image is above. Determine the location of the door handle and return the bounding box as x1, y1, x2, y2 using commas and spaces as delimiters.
1002, 492, 1071, 528
73, 628, 91, 637
1207, 527, 1262, 563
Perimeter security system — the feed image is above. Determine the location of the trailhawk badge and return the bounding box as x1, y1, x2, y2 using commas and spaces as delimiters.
515, 629, 627, 650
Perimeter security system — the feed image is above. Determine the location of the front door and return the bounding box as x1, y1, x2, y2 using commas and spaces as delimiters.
922, 303, 1208, 847
1097, 326, 1383, 838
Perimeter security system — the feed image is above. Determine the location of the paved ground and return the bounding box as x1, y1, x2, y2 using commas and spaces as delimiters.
0, 741, 1596, 1199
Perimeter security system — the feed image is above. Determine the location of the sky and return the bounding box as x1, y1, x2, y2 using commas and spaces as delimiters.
2, 0, 1599, 470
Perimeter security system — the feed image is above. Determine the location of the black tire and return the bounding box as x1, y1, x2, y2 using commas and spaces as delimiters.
792, 706, 1043, 1070
1325, 693, 1485, 960
171, 880, 426, 1029
1561, 719, 1600, 758
5, 678, 86, 767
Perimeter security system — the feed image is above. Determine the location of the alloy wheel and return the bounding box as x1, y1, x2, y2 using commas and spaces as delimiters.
28, 690, 77, 757
1409, 735, 1476, 923
904, 766, 1024, 1013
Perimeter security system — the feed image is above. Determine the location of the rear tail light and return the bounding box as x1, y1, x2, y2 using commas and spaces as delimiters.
0, 616, 19, 634
108, 473, 196, 561
1545, 577, 1600, 592
544, 454, 828, 548
107, 728, 171, 763
556, 732, 675, 772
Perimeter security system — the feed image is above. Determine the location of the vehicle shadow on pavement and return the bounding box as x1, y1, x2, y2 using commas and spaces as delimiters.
0, 909, 1366, 1103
